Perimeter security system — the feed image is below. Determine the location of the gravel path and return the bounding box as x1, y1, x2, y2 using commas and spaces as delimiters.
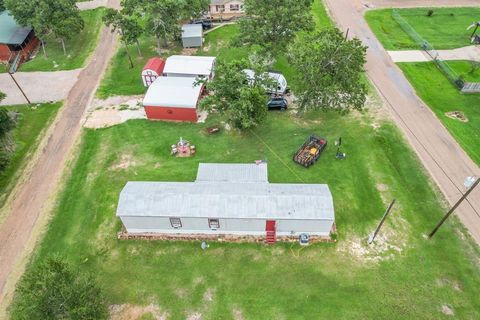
388, 45, 480, 62
326, 0, 480, 243
0, 0, 120, 315
0, 70, 82, 106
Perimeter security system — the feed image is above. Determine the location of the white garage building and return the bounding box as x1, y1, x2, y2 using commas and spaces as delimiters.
163, 55, 216, 79
116, 163, 335, 243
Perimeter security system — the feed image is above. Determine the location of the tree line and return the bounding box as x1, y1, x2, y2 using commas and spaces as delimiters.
202, 0, 368, 129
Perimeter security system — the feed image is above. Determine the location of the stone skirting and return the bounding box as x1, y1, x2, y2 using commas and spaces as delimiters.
117, 231, 334, 243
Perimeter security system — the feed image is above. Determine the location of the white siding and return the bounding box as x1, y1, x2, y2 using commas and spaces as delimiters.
120, 216, 333, 236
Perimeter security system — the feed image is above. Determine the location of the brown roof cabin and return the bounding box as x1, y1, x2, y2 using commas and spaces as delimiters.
0, 11, 39, 73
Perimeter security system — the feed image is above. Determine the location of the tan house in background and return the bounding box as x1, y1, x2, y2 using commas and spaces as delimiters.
207, 0, 245, 20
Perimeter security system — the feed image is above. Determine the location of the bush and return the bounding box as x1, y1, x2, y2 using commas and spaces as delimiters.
10, 256, 108, 320
427, 10, 434, 17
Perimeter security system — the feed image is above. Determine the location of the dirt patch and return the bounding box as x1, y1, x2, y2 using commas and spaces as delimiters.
187, 312, 202, 320
376, 183, 389, 192
109, 304, 168, 320
445, 111, 468, 122
154, 162, 162, 169
232, 308, 244, 320
441, 304, 454, 316
84, 95, 146, 129
193, 276, 204, 286
182, 48, 198, 55
437, 278, 463, 292
203, 287, 215, 302
110, 153, 136, 170
337, 217, 408, 263
175, 288, 188, 299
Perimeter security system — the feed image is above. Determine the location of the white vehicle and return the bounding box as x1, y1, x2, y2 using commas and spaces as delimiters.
243, 69, 288, 95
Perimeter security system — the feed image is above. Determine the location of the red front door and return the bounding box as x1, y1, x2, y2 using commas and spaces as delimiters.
266, 220, 276, 231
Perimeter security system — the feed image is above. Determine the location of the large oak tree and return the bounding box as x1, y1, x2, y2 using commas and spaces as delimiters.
200, 59, 274, 130
289, 28, 368, 112
237, 0, 314, 50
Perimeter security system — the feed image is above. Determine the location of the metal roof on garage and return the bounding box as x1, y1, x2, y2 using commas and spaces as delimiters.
196, 163, 268, 183
182, 24, 202, 38
163, 55, 216, 77
142, 76, 203, 109
117, 164, 334, 220
0, 11, 32, 45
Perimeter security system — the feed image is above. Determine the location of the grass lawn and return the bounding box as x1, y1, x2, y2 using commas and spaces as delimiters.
365, 7, 480, 50
11, 1, 480, 319
16, 8, 104, 72
0, 102, 62, 209
398, 61, 480, 165
11, 109, 480, 319
312, 0, 334, 30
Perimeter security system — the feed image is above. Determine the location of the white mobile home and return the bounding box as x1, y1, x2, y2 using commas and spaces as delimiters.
116, 163, 335, 243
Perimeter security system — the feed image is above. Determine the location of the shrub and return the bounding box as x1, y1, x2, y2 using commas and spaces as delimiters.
427, 10, 434, 17
10, 256, 108, 320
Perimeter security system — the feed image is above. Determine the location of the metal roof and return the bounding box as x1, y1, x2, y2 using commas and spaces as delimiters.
163, 55, 216, 77
117, 164, 334, 221
142, 76, 203, 109
0, 11, 32, 45
182, 24, 202, 39
196, 163, 268, 183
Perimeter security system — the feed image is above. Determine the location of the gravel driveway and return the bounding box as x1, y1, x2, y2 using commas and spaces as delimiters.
0, 69, 81, 106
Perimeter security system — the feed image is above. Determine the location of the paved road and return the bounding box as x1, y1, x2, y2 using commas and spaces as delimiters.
388, 45, 480, 62
0, 70, 81, 106
325, 0, 480, 242
365, 0, 479, 8
0, 0, 120, 314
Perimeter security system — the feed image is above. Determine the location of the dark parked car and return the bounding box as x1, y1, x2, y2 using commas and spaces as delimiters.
191, 19, 213, 30
267, 97, 288, 111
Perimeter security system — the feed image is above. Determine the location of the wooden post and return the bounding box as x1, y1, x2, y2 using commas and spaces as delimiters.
368, 199, 395, 244
429, 177, 479, 238
8, 73, 31, 104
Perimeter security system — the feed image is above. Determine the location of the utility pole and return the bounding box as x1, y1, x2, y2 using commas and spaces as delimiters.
8, 72, 31, 104
429, 177, 479, 238
368, 199, 395, 244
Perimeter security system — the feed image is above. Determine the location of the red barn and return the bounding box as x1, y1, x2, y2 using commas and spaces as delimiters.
142, 77, 204, 122
141, 57, 165, 87
0, 11, 39, 71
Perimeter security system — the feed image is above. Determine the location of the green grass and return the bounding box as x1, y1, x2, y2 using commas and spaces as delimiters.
0, 102, 62, 208
365, 7, 480, 50
12, 110, 480, 319
17, 9, 105, 72
312, 0, 333, 30
11, 2, 480, 318
398, 61, 480, 165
